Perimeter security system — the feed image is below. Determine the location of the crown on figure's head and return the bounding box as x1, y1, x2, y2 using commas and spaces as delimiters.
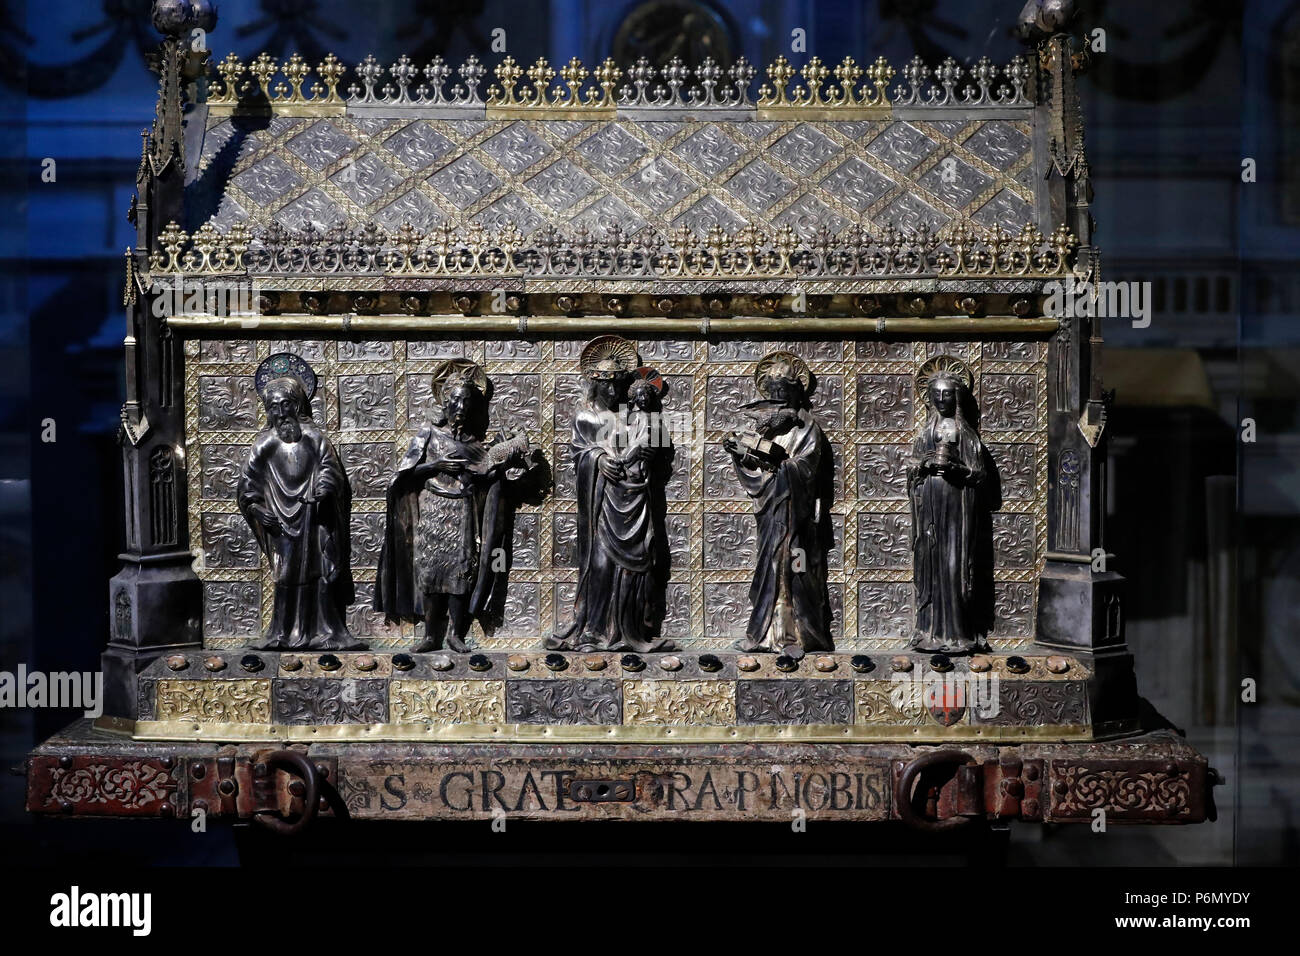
580, 335, 638, 381
430, 359, 488, 403
915, 354, 974, 398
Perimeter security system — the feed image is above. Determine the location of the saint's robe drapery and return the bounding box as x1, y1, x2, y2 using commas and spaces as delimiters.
908, 413, 989, 653
733, 409, 835, 653
237, 421, 356, 650
376, 421, 518, 631
549, 402, 673, 653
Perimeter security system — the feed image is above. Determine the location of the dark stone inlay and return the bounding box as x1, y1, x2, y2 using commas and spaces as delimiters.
505, 679, 621, 725
972, 680, 1088, 726
272, 678, 389, 725
735, 679, 853, 725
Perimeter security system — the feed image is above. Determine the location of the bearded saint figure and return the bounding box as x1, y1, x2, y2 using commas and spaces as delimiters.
377, 359, 543, 653
237, 353, 363, 651
724, 351, 835, 657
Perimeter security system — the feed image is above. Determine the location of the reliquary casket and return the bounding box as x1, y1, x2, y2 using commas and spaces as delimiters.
26, 1, 1214, 831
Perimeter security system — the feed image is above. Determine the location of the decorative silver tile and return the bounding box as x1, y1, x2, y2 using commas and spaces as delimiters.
830, 120, 882, 141
574, 124, 647, 175
670, 195, 748, 236
284, 120, 358, 170
349, 116, 399, 136
525, 159, 598, 212
552, 512, 578, 568
273, 188, 346, 232
703, 513, 755, 570
638, 339, 695, 361
773, 193, 848, 240
210, 194, 250, 232
480, 121, 552, 174
338, 340, 393, 361
662, 582, 690, 639
705, 374, 758, 430
198, 375, 258, 430
865, 121, 938, 173
707, 340, 763, 362
567, 193, 647, 237
551, 444, 576, 499
979, 374, 1037, 430
199, 340, 257, 363
856, 374, 913, 430
983, 341, 1041, 361
736, 121, 779, 139
856, 444, 911, 499
338, 374, 397, 429
427, 154, 501, 207
672, 123, 745, 178
857, 513, 912, 570
486, 373, 541, 431
664, 445, 689, 501
962, 121, 1031, 170
231, 155, 303, 205
201, 514, 259, 569
511, 513, 540, 570
347, 581, 404, 640
724, 159, 796, 212
665, 513, 690, 569
878, 192, 948, 232
498, 581, 541, 638
443, 119, 491, 139
857, 582, 913, 638
855, 341, 912, 361
768, 123, 842, 175
407, 340, 465, 359
475, 192, 545, 235
987, 442, 1036, 500
200, 444, 245, 499
926, 119, 967, 139
349, 512, 386, 569
546, 120, 591, 141
993, 581, 1035, 637
703, 581, 750, 640
382, 121, 455, 171
703, 443, 744, 499
621, 157, 698, 213
993, 512, 1036, 569
972, 188, 1032, 232
918, 154, 994, 210
819, 156, 895, 213
203, 581, 261, 638
485, 340, 543, 360
808, 374, 844, 428
553, 373, 585, 431
329, 151, 403, 206
339, 442, 396, 499
375, 190, 448, 232
406, 374, 437, 424
635, 121, 682, 140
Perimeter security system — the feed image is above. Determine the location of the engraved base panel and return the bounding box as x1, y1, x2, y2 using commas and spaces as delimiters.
185, 336, 1048, 653
29, 722, 1209, 825
110, 649, 1111, 744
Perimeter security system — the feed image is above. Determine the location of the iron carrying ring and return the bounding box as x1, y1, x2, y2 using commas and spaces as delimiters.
252, 750, 320, 836
895, 749, 978, 832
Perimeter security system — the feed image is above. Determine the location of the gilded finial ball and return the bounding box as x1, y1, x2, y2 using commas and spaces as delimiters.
152, 0, 193, 35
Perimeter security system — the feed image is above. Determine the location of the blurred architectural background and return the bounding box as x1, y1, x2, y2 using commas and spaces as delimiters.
0, 0, 1292, 864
